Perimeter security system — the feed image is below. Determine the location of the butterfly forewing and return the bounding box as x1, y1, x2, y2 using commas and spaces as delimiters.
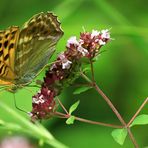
0, 27, 19, 82
15, 12, 63, 84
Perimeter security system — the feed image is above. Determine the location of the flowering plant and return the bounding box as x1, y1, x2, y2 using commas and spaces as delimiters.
31, 29, 110, 120
29, 28, 148, 148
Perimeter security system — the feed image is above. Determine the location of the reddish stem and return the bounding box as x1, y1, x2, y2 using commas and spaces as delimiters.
127, 97, 148, 127
54, 111, 123, 129
90, 59, 95, 83
57, 97, 69, 115
81, 61, 139, 148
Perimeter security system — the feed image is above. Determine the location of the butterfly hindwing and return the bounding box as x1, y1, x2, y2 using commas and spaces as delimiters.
15, 12, 63, 84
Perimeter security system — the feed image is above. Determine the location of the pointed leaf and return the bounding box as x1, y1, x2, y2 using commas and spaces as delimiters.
66, 116, 75, 125
111, 128, 127, 145
69, 100, 80, 115
73, 86, 92, 95
130, 114, 148, 127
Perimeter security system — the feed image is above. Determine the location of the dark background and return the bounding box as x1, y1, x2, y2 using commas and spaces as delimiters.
0, 0, 147, 147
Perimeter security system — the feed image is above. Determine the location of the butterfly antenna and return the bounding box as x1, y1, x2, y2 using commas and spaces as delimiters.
13, 93, 29, 114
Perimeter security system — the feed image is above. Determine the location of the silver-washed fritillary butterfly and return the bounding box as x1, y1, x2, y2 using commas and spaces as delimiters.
0, 12, 63, 92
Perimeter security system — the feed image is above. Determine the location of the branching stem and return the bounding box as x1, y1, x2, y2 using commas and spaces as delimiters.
54, 111, 123, 129
127, 97, 148, 127
80, 60, 139, 148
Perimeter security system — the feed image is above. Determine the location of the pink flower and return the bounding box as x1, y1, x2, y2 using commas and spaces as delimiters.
101, 29, 110, 39
91, 30, 100, 39
67, 36, 79, 48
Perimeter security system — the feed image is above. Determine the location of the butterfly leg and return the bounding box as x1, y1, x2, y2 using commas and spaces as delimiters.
12, 93, 29, 114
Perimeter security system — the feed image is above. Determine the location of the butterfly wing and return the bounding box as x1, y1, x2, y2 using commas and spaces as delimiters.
15, 12, 63, 84
0, 26, 19, 84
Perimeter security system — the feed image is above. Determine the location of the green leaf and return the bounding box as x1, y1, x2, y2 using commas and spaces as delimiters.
69, 100, 80, 115
73, 86, 92, 95
66, 116, 75, 125
111, 128, 128, 145
130, 114, 148, 127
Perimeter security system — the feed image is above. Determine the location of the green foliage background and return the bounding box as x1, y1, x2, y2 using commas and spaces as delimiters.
0, 0, 147, 147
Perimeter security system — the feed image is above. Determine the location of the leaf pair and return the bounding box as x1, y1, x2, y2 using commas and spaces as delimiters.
66, 100, 80, 125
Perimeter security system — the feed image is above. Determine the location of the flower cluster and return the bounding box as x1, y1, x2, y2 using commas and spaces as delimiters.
30, 29, 111, 120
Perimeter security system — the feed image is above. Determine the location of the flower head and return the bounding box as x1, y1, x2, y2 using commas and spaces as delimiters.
31, 28, 111, 120
31, 87, 55, 120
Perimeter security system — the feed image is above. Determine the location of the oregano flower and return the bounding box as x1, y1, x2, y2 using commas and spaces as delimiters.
30, 29, 111, 120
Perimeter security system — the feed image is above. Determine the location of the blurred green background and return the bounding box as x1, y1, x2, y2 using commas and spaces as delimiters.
0, 0, 147, 147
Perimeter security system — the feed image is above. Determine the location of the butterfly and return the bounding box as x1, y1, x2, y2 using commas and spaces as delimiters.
0, 12, 63, 92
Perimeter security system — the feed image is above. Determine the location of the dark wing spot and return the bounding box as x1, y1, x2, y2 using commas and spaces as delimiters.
0, 43, 2, 48
46, 19, 51, 25
43, 30, 48, 35
0, 50, 3, 56
0, 64, 4, 75
5, 33, 9, 38
36, 18, 41, 23
40, 25, 45, 32
31, 26, 37, 34
4, 40, 8, 48
11, 30, 17, 40
11, 30, 17, 35
29, 21, 35, 27
4, 54, 9, 61
0, 64, 7, 76
9, 43, 14, 50
0, 36, 2, 40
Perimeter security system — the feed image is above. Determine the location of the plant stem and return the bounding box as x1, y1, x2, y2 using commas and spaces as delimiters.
55, 111, 123, 129
56, 99, 123, 129
80, 72, 139, 148
94, 84, 126, 125
127, 97, 148, 127
94, 84, 139, 147
75, 116, 123, 128
57, 97, 69, 115
90, 59, 95, 83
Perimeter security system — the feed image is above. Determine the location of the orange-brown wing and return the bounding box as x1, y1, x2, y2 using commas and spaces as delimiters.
0, 26, 19, 83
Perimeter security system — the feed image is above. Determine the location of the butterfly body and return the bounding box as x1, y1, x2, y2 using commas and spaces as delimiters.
0, 12, 63, 92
